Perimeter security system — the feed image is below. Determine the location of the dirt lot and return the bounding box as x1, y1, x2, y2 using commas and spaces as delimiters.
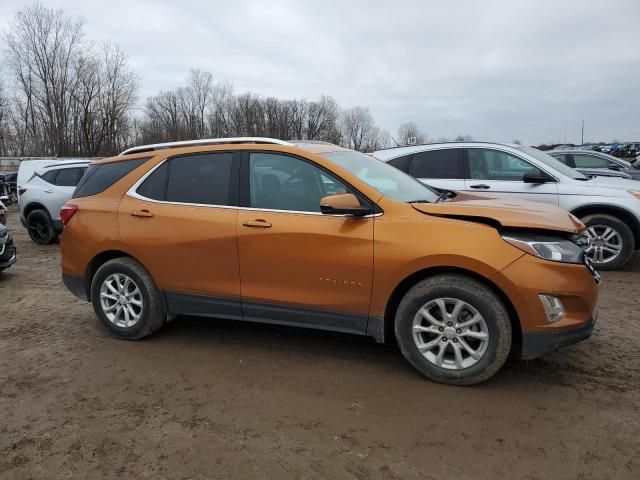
1, 206, 639, 480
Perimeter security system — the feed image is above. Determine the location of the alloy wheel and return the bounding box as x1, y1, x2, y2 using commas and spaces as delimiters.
99, 273, 144, 328
27, 212, 49, 243
584, 225, 623, 264
412, 298, 489, 370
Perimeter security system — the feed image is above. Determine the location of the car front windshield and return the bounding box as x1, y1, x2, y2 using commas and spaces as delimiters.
518, 146, 588, 180
320, 151, 440, 203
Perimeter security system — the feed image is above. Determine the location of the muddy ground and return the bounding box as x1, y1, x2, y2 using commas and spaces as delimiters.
0, 205, 638, 480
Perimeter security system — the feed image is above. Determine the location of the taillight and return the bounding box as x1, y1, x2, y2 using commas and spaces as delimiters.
60, 204, 78, 226
18, 187, 27, 196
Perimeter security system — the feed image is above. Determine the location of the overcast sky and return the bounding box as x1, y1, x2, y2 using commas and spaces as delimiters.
1, 0, 639, 145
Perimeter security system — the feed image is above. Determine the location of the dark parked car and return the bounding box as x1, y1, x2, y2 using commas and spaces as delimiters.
0, 172, 18, 205
0, 222, 16, 273
549, 150, 640, 180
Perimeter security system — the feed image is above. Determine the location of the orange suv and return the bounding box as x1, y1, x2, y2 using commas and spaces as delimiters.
60, 138, 600, 385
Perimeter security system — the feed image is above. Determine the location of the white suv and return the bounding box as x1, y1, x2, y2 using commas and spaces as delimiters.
18, 161, 89, 244
374, 142, 640, 270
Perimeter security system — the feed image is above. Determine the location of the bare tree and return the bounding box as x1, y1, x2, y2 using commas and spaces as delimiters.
3, 3, 137, 157
5, 2, 85, 155
341, 106, 378, 152
98, 42, 138, 154
397, 122, 426, 145
1, 1, 388, 157
0, 79, 10, 155
306, 95, 339, 141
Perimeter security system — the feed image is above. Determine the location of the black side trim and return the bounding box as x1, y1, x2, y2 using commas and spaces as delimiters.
366, 316, 385, 343
243, 300, 368, 336
62, 273, 88, 301
519, 315, 596, 360
165, 291, 243, 320
53, 220, 63, 234
163, 291, 369, 336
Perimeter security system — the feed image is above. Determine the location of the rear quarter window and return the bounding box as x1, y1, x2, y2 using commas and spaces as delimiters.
73, 159, 147, 198
54, 167, 87, 187
40, 170, 58, 184
136, 161, 168, 201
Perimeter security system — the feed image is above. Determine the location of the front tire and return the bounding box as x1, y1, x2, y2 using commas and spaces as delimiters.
395, 274, 512, 385
581, 214, 634, 271
26, 208, 56, 245
91, 257, 165, 340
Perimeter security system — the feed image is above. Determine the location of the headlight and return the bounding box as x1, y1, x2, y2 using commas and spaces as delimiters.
502, 232, 583, 264
629, 191, 640, 200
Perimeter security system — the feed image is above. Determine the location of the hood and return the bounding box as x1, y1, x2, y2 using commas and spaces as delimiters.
411, 192, 584, 233
581, 176, 640, 189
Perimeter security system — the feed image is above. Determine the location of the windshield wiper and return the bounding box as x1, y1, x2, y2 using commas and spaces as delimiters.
407, 199, 432, 204
434, 191, 451, 203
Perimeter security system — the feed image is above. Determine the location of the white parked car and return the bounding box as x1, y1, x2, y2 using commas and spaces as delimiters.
374, 142, 640, 270
18, 161, 90, 244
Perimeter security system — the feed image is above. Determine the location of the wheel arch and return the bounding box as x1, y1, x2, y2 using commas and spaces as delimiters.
23, 201, 51, 219
570, 204, 639, 250
84, 250, 153, 302
382, 266, 522, 350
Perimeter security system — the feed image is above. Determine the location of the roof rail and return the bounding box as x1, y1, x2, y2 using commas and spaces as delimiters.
120, 137, 293, 156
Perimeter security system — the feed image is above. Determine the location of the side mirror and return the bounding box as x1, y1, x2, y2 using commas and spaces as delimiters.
523, 171, 554, 184
320, 193, 371, 217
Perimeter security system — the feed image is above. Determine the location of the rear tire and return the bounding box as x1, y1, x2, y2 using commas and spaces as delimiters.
26, 208, 56, 245
91, 257, 165, 340
395, 274, 512, 386
581, 214, 634, 271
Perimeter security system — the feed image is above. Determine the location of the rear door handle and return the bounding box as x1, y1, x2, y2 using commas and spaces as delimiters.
44, 189, 54, 193
131, 209, 154, 218
469, 184, 490, 189
242, 219, 272, 228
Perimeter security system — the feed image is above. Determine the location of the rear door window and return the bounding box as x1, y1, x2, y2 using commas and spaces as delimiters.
165, 153, 234, 206
408, 149, 464, 179
73, 159, 146, 198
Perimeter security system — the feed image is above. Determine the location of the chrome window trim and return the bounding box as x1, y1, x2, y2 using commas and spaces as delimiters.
126, 159, 382, 218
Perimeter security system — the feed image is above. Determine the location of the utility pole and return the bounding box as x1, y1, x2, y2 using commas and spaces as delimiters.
581, 119, 584, 145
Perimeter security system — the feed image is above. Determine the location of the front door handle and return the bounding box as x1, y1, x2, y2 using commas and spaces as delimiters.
44, 189, 54, 193
131, 209, 154, 218
469, 184, 490, 189
242, 219, 272, 228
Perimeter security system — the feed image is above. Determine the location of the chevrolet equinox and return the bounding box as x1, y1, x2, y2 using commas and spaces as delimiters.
60, 138, 600, 385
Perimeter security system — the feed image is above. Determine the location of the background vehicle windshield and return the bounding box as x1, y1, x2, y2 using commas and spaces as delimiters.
517, 146, 588, 180
321, 151, 440, 202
